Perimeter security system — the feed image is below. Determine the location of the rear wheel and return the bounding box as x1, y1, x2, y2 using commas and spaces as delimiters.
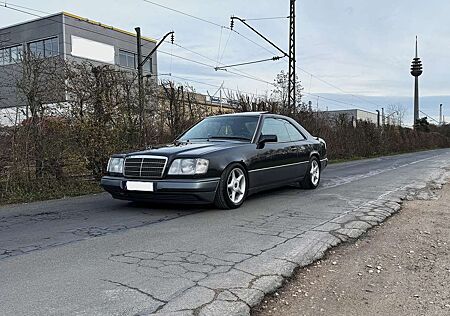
214, 163, 248, 209
300, 157, 321, 189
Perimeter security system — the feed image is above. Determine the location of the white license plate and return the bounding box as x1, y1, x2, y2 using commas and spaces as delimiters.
126, 181, 154, 192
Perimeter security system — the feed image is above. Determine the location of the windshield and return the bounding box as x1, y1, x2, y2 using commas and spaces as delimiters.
179, 116, 259, 142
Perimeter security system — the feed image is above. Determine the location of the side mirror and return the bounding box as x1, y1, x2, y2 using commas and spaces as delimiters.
257, 134, 277, 148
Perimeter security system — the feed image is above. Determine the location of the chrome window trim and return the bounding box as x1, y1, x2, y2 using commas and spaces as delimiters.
248, 161, 309, 173
251, 114, 264, 144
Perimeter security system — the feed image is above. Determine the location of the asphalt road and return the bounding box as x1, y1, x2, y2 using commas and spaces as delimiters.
1, 149, 449, 315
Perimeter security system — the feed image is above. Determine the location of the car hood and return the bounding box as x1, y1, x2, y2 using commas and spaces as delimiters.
127, 141, 249, 158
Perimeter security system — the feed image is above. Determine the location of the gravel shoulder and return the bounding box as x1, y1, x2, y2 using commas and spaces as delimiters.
253, 183, 450, 316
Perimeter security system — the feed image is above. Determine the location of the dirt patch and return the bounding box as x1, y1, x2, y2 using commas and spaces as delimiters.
253, 184, 450, 316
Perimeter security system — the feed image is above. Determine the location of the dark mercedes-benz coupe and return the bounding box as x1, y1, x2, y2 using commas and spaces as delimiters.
101, 112, 327, 209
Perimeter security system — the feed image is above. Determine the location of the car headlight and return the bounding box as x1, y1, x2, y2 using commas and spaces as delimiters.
107, 157, 124, 174
168, 158, 209, 175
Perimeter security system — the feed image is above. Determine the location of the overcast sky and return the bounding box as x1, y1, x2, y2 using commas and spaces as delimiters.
1, 0, 449, 124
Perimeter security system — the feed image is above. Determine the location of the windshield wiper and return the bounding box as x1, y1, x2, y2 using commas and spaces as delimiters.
208, 136, 251, 141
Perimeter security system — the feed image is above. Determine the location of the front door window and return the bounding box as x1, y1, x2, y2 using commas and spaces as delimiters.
260, 118, 291, 142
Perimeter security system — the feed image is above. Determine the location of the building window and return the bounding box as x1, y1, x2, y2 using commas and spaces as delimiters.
143, 58, 152, 73
119, 50, 135, 69
0, 44, 23, 65
118, 50, 152, 73
28, 37, 59, 58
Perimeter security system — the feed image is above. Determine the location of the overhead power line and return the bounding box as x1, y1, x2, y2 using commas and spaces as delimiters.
219, 29, 233, 63
159, 66, 361, 109
1, 1, 50, 15
140, 0, 278, 55
244, 16, 290, 21
158, 50, 216, 68
142, 0, 225, 28
160, 73, 268, 99
164, 41, 279, 86
2, 1, 380, 112
162, 42, 363, 110
159, 50, 278, 88
295, 65, 384, 109
2, 1, 273, 90
419, 110, 440, 124
143, 0, 377, 110
3, 1, 278, 57
215, 56, 283, 71
160, 73, 361, 110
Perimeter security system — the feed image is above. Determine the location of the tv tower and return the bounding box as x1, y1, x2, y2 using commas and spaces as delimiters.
410, 36, 423, 124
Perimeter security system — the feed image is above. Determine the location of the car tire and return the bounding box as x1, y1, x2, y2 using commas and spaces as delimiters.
300, 157, 321, 189
214, 163, 248, 209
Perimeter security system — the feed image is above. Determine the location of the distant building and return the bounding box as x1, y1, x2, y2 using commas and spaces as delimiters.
324, 109, 379, 126
0, 12, 158, 111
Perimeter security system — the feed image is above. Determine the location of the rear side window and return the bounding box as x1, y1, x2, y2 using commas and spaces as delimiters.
284, 121, 305, 141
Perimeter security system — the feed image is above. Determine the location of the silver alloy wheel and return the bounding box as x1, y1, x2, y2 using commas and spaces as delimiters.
310, 160, 320, 186
227, 168, 246, 204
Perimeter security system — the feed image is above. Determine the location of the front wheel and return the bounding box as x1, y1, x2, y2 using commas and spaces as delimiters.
214, 163, 248, 209
300, 157, 321, 189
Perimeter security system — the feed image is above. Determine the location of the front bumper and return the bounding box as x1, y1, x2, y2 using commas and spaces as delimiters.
100, 176, 220, 204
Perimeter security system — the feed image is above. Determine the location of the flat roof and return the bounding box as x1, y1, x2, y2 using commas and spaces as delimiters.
62, 12, 157, 43
325, 109, 377, 115
0, 11, 157, 43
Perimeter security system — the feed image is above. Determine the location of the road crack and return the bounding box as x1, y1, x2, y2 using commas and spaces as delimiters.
102, 279, 167, 304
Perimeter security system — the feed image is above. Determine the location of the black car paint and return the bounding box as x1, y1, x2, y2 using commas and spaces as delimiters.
101, 113, 327, 203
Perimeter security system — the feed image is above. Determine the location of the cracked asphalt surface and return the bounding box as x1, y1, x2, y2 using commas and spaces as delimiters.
254, 182, 450, 316
1, 149, 449, 315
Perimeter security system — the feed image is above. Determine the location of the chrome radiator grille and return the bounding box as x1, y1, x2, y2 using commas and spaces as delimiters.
124, 156, 167, 179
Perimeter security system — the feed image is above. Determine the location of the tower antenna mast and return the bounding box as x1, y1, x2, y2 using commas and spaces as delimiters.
410, 36, 423, 126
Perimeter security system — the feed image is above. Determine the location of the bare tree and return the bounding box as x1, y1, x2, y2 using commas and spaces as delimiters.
270, 70, 304, 114
160, 80, 208, 140
386, 104, 407, 126
64, 62, 149, 177
12, 53, 66, 178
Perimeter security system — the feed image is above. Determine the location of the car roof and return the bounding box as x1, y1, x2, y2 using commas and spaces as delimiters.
212, 111, 268, 118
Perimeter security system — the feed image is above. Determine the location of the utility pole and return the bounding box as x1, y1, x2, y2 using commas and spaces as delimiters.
440, 103, 443, 125
219, 82, 224, 113
135, 27, 144, 140
382, 107, 385, 126
228, 1, 294, 110
376, 110, 380, 127
135, 28, 174, 145
288, 0, 296, 112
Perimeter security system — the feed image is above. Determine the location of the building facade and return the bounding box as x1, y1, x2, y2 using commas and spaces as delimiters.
324, 109, 379, 126
0, 12, 158, 112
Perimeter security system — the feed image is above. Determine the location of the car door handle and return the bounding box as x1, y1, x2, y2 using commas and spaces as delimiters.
289, 146, 297, 151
